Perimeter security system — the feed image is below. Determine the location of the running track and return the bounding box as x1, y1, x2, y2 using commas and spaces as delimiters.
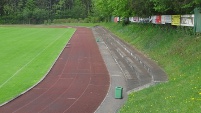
0, 27, 110, 113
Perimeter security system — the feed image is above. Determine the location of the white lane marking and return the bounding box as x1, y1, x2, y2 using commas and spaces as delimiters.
0, 30, 70, 89
112, 75, 121, 77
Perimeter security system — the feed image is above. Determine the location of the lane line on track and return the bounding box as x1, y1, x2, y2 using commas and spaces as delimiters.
12, 30, 75, 113
38, 33, 80, 113
0, 30, 70, 89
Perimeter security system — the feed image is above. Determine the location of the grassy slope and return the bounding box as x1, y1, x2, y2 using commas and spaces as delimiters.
0, 27, 75, 104
101, 23, 201, 113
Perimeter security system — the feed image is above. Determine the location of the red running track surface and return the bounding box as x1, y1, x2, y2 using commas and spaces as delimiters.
0, 27, 110, 113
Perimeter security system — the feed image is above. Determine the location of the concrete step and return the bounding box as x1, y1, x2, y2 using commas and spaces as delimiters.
93, 26, 168, 92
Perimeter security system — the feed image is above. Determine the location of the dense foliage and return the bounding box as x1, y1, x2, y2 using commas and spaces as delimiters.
93, 0, 201, 21
0, 0, 92, 24
0, 0, 201, 24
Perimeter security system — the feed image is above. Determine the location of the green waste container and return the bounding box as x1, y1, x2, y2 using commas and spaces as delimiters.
96, 38, 100, 42
115, 86, 123, 99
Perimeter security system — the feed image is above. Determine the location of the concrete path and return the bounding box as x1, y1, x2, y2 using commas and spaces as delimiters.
93, 28, 127, 113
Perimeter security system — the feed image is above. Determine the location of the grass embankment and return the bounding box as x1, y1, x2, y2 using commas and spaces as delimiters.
0, 27, 75, 104
102, 23, 201, 113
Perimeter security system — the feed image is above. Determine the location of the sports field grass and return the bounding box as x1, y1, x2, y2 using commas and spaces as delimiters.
0, 26, 75, 105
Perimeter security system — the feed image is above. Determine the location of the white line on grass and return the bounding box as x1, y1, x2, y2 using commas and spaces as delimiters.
0, 29, 70, 89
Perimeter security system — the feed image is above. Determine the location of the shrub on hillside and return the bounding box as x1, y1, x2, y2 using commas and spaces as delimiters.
49, 17, 101, 24
83, 18, 90, 23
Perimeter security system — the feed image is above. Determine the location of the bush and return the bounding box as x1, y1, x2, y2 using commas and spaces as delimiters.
83, 18, 90, 23
121, 18, 130, 26
44, 20, 48, 25
51, 17, 101, 24
66, 18, 72, 23
44, 19, 52, 25
90, 17, 100, 23
71, 19, 79, 23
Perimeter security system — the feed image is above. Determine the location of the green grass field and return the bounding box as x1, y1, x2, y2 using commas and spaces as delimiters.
0, 26, 75, 105
101, 23, 201, 113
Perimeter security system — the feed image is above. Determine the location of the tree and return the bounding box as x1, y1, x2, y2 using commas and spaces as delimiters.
112, 0, 132, 17
151, 0, 174, 14
151, 0, 201, 14
92, 0, 113, 22
0, 0, 6, 16
71, 0, 87, 18
23, 0, 36, 24
130, 0, 155, 17
0, 0, 200, 24
81, 0, 92, 16
195, 0, 201, 9
33, 8, 48, 24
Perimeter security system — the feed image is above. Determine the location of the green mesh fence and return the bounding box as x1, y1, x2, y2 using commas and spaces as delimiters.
194, 8, 201, 33
111, 16, 115, 22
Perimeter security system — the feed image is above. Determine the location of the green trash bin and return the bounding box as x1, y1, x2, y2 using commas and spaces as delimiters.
96, 38, 100, 42
115, 86, 123, 99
